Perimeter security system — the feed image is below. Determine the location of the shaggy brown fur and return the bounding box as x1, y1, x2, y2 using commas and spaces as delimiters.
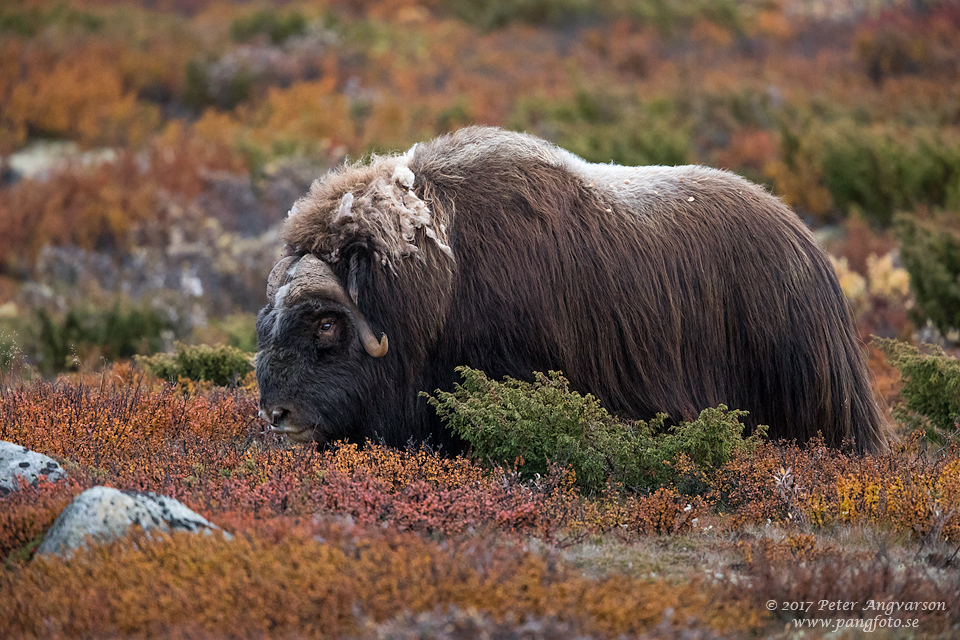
257, 126, 889, 452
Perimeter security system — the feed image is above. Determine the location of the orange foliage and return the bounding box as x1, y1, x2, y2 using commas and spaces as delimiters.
631, 487, 710, 535
0, 370, 254, 485
0, 476, 86, 561
717, 436, 960, 540
0, 374, 713, 545
866, 341, 902, 411
1, 371, 956, 552
0, 39, 160, 151
714, 128, 780, 179
195, 77, 354, 161
766, 150, 835, 219
0, 517, 760, 639
1, 4, 960, 633
579, 20, 655, 80
322, 440, 486, 489
747, 9, 794, 40
828, 215, 899, 276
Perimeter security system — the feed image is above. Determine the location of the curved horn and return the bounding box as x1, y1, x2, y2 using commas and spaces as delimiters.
293, 254, 389, 358
357, 322, 389, 358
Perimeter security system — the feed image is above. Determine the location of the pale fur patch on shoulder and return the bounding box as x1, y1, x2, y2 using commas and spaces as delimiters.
416, 126, 564, 178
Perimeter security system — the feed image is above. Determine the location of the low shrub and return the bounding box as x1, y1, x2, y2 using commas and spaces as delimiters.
874, 337, 960, 445
645, 404, 767, 492
230, 9, 308, 44
714, 434, 960, 538
438, 0, 598, 30
895, 211, 960, 336
732, 536, 960, 631
509, 91, 692, 167
818, 123, 960, 226
30, 302, 174, 376
0, 127, 246, 272
424, 367, 764, 493
0, 477, 85, 565
829, 248, 913, 340
191, 313, 258, 354
0, 3, 102, 38
431, 0, 744, 33
183, 58, 253, 111
135, 342, 254, 387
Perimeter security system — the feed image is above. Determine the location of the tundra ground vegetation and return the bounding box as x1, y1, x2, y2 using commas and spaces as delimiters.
0, 351, 958, 637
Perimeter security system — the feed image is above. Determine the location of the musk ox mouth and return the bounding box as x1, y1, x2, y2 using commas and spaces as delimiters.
257, 408, 320, 444
268, 424, 316, 443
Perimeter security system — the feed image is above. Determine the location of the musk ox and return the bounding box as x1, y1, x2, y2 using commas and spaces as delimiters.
256, 126, 889, 453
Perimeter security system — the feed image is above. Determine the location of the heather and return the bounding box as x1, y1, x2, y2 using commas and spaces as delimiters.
1, 365, 960, 637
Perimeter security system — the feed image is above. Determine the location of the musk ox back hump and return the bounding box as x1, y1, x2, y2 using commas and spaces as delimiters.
279, 126, 889, 453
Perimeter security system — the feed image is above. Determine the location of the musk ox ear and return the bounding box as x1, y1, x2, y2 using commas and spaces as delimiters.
331, 244, 376, 306
346, 250, 366, 305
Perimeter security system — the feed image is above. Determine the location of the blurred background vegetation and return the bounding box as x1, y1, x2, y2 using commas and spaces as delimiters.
0, 0, 958, 379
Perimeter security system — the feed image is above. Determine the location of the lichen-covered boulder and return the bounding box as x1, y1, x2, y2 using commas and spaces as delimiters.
0, 441, 67, 495
35, 486, 227, 558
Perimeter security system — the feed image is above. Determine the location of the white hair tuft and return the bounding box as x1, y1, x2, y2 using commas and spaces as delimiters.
273, 282, 292, 308
392, 164, 416, 189
334, 192, 354, 222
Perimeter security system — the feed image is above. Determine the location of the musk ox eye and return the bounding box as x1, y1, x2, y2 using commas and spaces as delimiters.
315, 316, 341, 347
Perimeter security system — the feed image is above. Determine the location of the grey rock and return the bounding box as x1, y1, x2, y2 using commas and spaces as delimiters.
6, 140, 116, 182
0, 441, 67, 495
35, 486, 229, 558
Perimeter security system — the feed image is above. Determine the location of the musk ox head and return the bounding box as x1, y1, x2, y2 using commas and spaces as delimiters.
255, 253, 387, 443
255, 150, 454, 446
